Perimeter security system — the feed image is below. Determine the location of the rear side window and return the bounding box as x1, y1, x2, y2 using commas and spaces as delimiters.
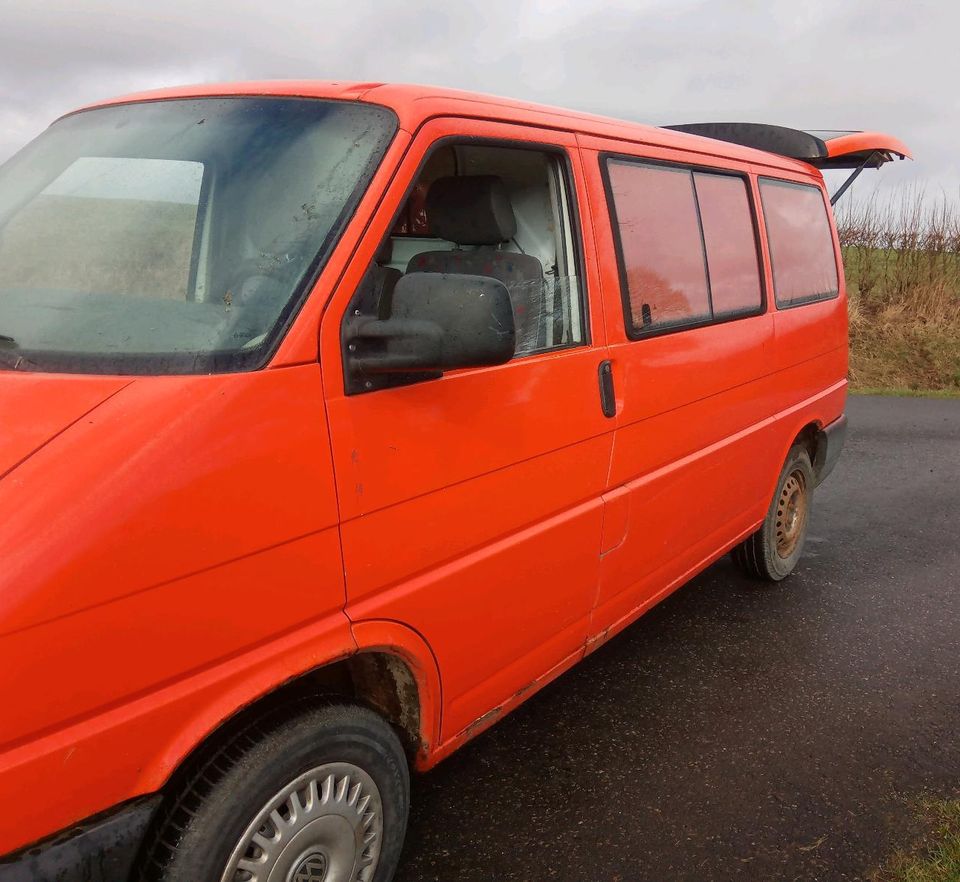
694, 172, 763, 317
604, 158, 763, 336
759, 178, 839, 307
605, 160, 710, 332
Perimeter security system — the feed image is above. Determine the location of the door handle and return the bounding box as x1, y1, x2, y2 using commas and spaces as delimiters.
598, 360, 616, 418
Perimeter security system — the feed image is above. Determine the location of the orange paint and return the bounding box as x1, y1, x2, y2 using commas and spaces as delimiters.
0, 81, 905, 859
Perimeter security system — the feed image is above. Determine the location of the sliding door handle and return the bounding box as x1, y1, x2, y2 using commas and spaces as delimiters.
598, 360, 616, 419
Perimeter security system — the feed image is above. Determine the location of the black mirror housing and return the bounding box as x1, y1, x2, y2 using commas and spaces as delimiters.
348, 273, 516, 379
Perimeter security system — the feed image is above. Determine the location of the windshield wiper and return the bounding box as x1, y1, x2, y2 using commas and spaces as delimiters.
0, 335, 37, 370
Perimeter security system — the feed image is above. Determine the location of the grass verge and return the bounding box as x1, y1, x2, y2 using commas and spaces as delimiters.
851, 388, 960, 399
838, 192, 960, 395
872, 797, 960, 882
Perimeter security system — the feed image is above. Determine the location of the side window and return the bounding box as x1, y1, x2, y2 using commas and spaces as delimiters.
345, 142, 587, 392
605, 160, 711, 332
759, 178, 839, 307
693, 172, 763, 317
604, 158, 763, 336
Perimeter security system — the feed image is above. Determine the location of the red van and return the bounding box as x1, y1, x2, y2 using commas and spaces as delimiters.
0, 82, 908, 881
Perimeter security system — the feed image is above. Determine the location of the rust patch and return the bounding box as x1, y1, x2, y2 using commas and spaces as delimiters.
511, 679, 538, 702
462, 677, 541, 740
463, 705, 505, 739
585, 626, 611, 652
349, 653, 421, 756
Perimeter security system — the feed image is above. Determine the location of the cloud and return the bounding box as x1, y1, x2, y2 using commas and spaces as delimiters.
0, 0, 957, 199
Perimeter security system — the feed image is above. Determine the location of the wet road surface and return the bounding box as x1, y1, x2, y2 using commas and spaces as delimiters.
394, 395, 960, 882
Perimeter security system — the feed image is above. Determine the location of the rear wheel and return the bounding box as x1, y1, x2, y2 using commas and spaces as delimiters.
733, 444, 814, 582
140, 703, 409, 882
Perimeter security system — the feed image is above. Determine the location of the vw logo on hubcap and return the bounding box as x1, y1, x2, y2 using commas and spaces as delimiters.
291, 852, 328, 882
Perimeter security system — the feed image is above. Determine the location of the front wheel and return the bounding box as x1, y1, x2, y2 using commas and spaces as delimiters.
733, 443, 814, 581
140, 703, 409, 882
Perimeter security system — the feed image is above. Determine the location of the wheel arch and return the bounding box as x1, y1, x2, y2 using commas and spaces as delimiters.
143, 621, 441, 816
789, 418, 842, 486
771, 380, 848, 491
791, 420, 822, 466
763, 416, 824, 507
349, 619, 443, 769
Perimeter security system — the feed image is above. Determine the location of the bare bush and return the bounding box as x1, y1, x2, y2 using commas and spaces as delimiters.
837, 189, 960, 325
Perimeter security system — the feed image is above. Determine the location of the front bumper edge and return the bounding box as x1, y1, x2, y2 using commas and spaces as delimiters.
0, 795, 161, 882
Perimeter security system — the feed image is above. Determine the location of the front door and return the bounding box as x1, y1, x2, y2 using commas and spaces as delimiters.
320, 119, 614, 743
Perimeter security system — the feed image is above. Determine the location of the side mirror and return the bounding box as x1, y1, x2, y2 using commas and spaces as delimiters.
347, 272, 516, 376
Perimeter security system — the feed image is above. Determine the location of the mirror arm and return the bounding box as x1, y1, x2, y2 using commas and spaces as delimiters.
350, 317, 440, 340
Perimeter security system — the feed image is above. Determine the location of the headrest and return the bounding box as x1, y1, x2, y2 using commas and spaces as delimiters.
425, 175, 517, 246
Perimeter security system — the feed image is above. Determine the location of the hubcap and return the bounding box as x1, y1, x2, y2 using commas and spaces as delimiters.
220, 763, 383, 882
775, 469, 808, 558
291, 852, 328, 882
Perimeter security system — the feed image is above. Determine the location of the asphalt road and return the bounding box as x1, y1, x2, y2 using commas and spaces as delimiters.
394, 395, 960, 882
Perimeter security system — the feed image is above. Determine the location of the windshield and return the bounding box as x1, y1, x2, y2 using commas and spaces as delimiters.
0, 97, 397, 374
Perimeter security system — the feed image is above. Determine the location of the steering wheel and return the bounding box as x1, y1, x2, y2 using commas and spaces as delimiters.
223, 255, 292, 306
215, 255, 294, 349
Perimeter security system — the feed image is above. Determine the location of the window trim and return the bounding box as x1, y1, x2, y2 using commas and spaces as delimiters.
757, 175, 840, 310
342, 135, 592, 394
599, 152, 767, 341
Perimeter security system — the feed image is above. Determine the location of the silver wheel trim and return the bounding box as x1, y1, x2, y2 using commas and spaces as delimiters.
220, 762, 383, 882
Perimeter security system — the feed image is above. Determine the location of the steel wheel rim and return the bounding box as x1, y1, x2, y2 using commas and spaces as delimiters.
221, 762, 383, 882
775, 469, 808, 559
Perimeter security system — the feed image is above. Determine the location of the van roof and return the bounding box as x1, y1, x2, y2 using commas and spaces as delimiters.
77, 80, 825, 177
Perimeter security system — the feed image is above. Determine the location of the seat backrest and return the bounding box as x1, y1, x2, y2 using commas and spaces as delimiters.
406, 175, 544, 353
373, 238, 402, 318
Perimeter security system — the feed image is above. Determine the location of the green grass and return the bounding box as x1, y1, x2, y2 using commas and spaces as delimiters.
872, 798, 960, 882
851, 387, 960, 399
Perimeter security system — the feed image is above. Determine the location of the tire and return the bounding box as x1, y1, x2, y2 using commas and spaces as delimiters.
140, 702, 409, 882
732, 443, 815, 582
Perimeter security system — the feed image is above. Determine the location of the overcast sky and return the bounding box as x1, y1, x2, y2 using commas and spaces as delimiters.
2, 0, 957, 203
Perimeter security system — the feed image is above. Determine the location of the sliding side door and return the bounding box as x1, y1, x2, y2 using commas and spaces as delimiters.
579, 136, 777, 642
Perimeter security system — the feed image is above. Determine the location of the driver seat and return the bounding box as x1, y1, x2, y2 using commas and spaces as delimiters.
406, 175, 544, 353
